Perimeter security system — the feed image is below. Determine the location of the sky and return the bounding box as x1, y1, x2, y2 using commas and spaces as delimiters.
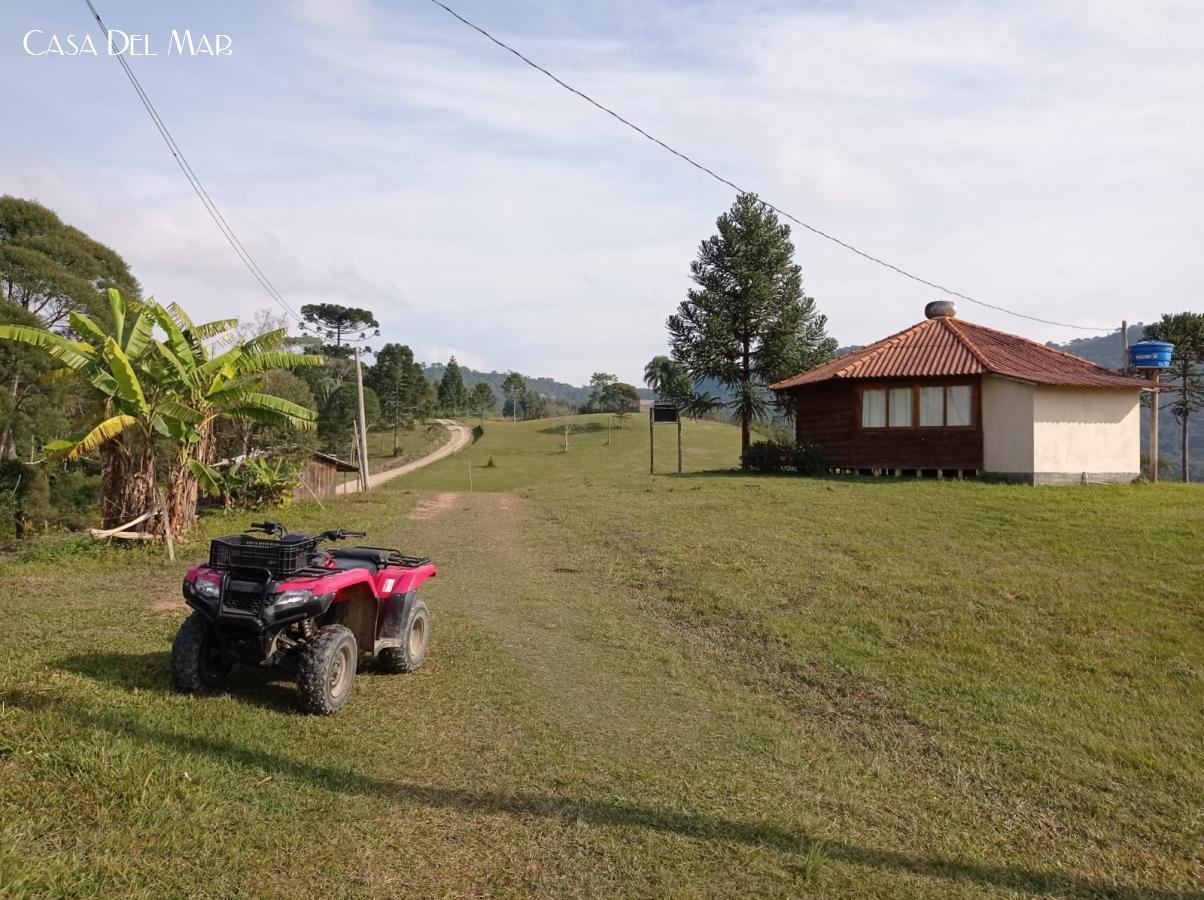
2, 0, 1201, 385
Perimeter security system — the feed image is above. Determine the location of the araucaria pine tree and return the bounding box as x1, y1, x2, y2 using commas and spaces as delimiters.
668, 193, 836, 456
437, 356, 469, 415
368, 343, 426, 454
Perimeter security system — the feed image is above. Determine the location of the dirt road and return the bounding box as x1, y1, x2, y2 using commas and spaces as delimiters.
342, 420, 473, 494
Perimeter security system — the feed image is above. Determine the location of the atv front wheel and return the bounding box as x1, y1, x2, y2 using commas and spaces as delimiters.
170, 612, 233, 693
297, 625, 357, 715
379, 599, 430, 674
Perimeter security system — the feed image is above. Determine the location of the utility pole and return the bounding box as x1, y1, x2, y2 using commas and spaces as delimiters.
1121, 320, 1128, 371
354, 347, 371, 491
1147, 369, 1161, 483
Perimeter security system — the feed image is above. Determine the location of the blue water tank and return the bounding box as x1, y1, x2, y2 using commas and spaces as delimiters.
1129, 340, 1174, 369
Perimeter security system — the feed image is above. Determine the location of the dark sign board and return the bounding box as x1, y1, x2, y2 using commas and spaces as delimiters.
651, 403, 680, 424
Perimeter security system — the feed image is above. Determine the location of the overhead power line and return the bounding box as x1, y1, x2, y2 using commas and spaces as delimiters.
81, 0, 303, 325
427, 0, 1113, 334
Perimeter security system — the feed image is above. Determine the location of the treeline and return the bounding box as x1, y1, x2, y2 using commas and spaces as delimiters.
421, 362, 608, 408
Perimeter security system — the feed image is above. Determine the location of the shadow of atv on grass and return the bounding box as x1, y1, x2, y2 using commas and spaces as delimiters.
56, 649, 410, 716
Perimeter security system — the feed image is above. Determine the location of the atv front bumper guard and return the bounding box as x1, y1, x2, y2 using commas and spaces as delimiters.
184, 570, 334, 626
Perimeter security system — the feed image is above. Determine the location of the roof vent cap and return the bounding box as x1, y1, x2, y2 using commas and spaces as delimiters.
925, 300, 957, 319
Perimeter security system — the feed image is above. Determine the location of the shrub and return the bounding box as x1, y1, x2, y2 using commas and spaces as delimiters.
791, 442, 827, 476
0, 461, 100, 537
742, 440, 794, 472
190, 456, 301, 510
761, 424, 796, 445
742, 440, 827, 475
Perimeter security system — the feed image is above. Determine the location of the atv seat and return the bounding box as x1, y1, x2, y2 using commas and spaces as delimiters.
331, 557, 377, 574
329, 547, 391, 574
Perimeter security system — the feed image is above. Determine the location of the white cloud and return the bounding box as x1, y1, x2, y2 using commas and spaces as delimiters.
288, 0, 376, 34
3, 0, 1201, 384
774, 142, 895, 209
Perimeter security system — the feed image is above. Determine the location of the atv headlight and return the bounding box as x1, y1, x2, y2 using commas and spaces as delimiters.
195, 578, 221, 600
273, 589, 313, 608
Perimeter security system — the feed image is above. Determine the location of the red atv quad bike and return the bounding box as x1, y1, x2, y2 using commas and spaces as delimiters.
172, 520, 436, 714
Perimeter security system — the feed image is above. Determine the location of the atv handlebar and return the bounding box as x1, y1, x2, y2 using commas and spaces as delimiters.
317, 529, 367, 542
245, 522, 366, 542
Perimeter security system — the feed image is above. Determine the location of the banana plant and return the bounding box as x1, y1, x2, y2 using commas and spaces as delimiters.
146, 300, 322, 533
0, 289, 181, 530
0, 288, 155, 459
0, 289, 323, 535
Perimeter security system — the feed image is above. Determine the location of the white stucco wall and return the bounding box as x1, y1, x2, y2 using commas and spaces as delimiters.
1031, 386, 1140, 479
981, 377, 1140, 482
982, 376, 1034, 473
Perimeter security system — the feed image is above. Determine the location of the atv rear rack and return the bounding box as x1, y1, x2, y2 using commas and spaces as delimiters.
362, 548, 433, 568
328, 546, 432, 567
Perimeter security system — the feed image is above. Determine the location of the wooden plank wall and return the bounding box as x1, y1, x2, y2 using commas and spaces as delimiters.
789, 377, 984, 471
294, 459, 338, 502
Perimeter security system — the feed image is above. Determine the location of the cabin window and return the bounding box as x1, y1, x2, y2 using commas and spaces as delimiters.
888, 387, 912, 427
862, 389, 887, 427
947, 385, 972, 426
862, 384, 975, 429
919, 386, 944, 426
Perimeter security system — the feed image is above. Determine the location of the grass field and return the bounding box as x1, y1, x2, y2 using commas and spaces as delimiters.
1, 415, 1201, 898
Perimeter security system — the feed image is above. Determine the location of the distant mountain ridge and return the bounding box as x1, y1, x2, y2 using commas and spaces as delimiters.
420, 363, 652, 406
1049, 327, 1138, 372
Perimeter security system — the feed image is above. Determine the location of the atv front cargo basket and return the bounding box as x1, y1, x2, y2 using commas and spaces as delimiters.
209, 534, 318, 575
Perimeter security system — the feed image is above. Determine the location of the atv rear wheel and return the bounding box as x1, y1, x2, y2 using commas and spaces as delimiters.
379, 599, 430, 674
296, 625, 357, 715
171, 612, 233, 693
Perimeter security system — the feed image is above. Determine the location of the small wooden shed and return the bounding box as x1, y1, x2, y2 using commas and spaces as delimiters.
295, 450, 360, 502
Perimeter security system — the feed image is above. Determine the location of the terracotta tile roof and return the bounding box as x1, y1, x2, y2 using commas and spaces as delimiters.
770, 316, 1145, 391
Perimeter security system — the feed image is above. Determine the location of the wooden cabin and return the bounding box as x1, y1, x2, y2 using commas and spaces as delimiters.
770, 303, 1149, 484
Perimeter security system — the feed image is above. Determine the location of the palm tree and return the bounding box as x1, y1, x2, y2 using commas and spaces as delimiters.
643, 355, 679, 399
643, 354, 723, 419
0, 289, 321, 535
